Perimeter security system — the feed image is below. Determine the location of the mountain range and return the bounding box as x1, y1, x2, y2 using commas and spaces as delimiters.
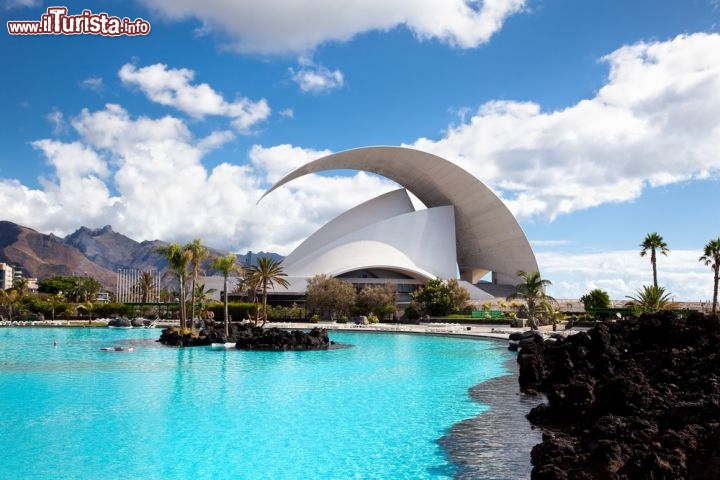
0, 221, 280, 289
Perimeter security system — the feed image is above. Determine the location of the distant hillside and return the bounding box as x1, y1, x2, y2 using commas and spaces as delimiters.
0, 221, 282, 290
63, 225, 168, 272
0, 221, 117, 288
237, 251, 284, 267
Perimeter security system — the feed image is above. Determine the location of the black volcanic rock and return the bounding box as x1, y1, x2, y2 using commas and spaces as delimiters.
235, 325, 331, 351
158, 326, 213, 347
518, 311, 720, 479
158, 322, 332, 350
108, 317, 132, 328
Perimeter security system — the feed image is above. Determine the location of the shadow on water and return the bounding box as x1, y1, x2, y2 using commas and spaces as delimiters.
438, 353, 545, 480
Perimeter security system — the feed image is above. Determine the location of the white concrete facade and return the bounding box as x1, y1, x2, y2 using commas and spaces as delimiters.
280, 189, 457, 281
261, 146, 538, 289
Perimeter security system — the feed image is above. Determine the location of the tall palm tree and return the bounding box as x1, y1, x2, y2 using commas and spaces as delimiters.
212, 253, 240, 338
640, 232, 669, 288
157, 243, 192, 331
193, 283, 217, 320
0, 289, 8, 320
235, 273, 258, 303
186, 238, 209, 330
699, 237, 720, 315
12, 278, 29, 296
136, 271, 156, 304
506, 270, 554, 329
7, 289, 22, 321
243, 271, 262, 322
47, 291, 64, 322
246, 257, 289, 327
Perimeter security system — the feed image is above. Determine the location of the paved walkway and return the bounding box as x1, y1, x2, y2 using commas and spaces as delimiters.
0, 319, 584, 341
269, 321, 581, 341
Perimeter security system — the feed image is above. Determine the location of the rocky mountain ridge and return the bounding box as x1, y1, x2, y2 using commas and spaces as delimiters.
0, 221, 280, 290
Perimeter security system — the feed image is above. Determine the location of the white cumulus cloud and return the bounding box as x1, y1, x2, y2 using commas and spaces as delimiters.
410, 33, 720, 220
3, 0, 40, 9
290, 62, 345, 94
138, 0, 527, 54
80, 77, 104, 92
45, 110, 66, 135
249, 143, 332, 183
0, 103, 396, 257
119, 63, 270, 133
537, 249, 713, 303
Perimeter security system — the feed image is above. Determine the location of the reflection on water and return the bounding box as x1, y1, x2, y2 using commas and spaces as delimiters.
441, 358, 544, 480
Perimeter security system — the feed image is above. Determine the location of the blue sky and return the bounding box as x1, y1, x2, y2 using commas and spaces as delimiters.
1, 0, 719, 301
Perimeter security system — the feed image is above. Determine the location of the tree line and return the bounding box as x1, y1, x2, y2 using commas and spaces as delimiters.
3, 232, 717, 326
635, 232, 719, 314
514, 232, 720, 329
157, 239, 289, 337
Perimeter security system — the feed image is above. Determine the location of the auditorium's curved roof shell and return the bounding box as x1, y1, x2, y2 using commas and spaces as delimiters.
261, 146, 538, 286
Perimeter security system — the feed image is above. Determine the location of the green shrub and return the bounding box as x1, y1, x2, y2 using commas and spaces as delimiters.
580, 288, 611, 311
266, 304, 305, 320
310, 313, 320, 323
338, 315, 348, 324
208, 302, 256, 322
368, 313, 379, 324
412, 278, 453, 316
403, 302, 422, 320
93, 302, 131, 318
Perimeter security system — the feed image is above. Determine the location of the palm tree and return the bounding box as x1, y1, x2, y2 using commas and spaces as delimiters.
699, 238, 720, 315
243, 271, 262, 323
77, 300, 95, 324
640, 232, 669, 288
625, 285, 676, 315
0, 289, 8, 320
186, 238, 209, 330
212, 253, 240, 338
12, 278, 29, 297
506, 270, 554, 329
48, 291, 65, 322
136, 271, 156, 304
539, 298, 564, 331
235, 273, 258, 303
193, 283, 217, 323
246, 257, 289, 327
7, 289, 22, 321
157, 243, 192, 331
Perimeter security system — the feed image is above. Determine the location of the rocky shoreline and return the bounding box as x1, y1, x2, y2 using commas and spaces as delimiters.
517, 311, 720, 479
440, 354, 542, 479
158, 322, 332, 350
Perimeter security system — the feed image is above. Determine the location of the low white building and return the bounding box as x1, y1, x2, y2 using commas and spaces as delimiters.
0, 263, 14, 290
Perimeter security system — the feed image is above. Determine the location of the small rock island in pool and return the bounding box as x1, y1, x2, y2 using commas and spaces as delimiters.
158, 322, 333, 351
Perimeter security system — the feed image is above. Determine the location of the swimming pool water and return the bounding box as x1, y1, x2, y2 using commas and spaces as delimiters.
0, 328, 522, 479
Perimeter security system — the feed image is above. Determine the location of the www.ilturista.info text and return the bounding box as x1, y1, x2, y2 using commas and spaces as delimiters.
7, 7, 150, 36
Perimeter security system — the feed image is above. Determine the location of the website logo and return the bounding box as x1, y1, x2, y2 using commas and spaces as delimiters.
7, 6, 151, 36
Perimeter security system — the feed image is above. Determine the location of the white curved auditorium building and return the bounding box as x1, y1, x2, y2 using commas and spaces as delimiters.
260, 146, 538, 302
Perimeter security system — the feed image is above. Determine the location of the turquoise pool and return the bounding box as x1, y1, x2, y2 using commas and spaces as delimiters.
0, 327, 530, 479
